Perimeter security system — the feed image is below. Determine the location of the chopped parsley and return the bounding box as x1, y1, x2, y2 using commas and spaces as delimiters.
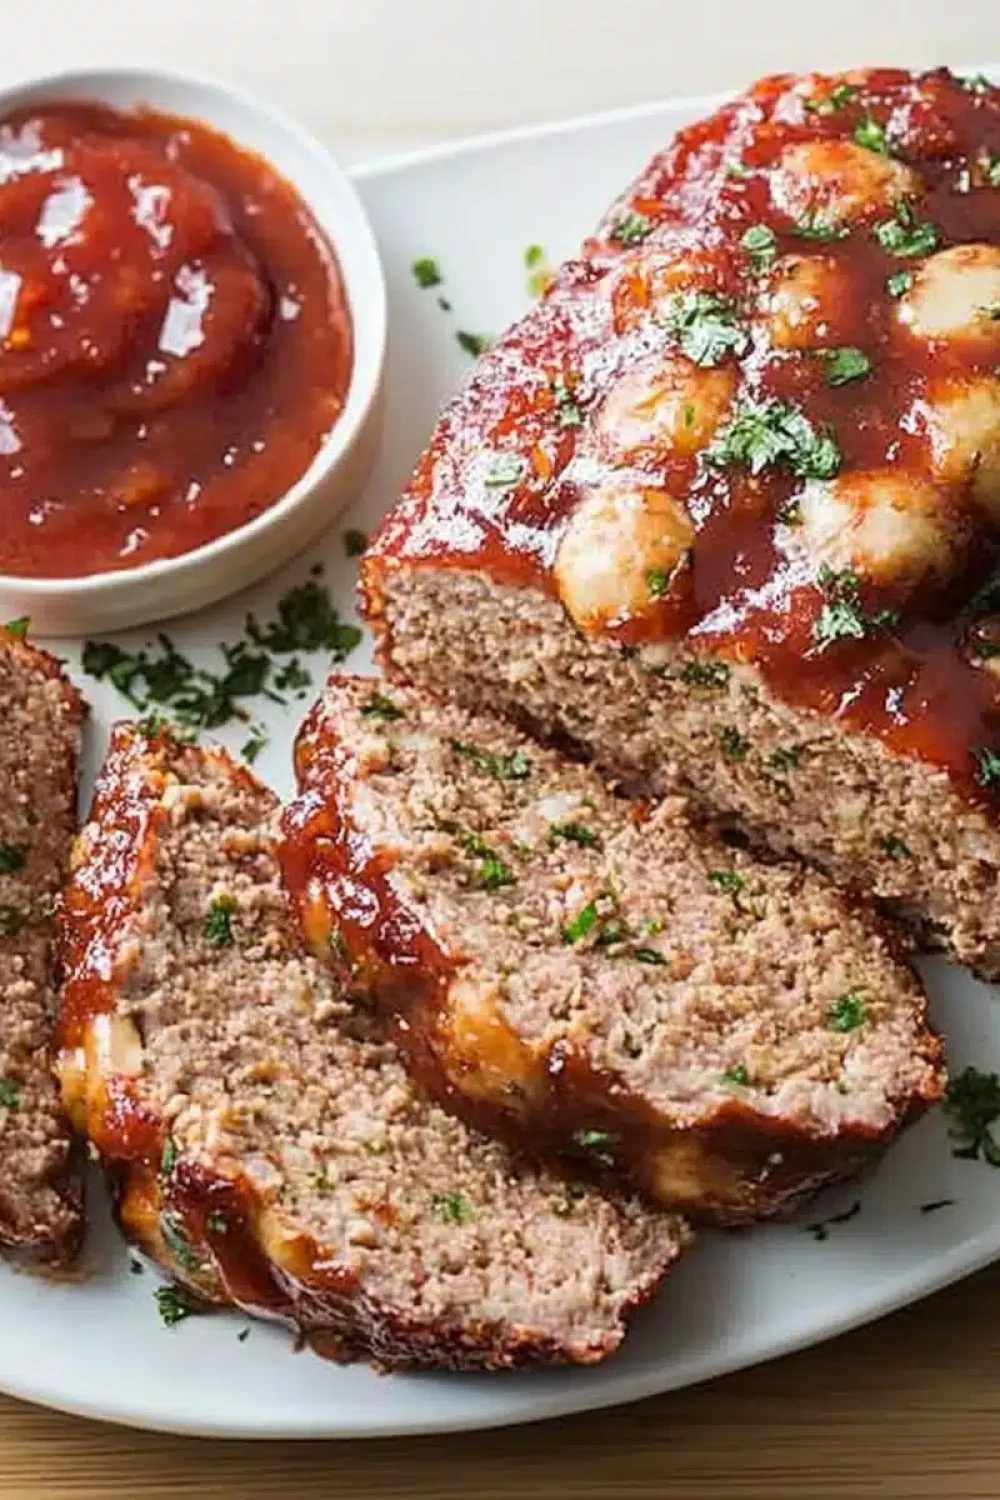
980, 153, 1000, 187
632, 947, 667, 966
944, 1067, 1000, 1165
160, 1212, 203, 1272
919, 1198, 956, 1214
155, 1285, 193, 1328
820, 346, 872, 386
573, 1128, 617, 1166
853, 114, 892, 155
4, 616, 29, 640
803, 82, 859, 114
458, 830, 515, 891
873, 201, 940, 258
562, 897, 602, 945
161, 1137, 178, 1176
361, 692, 403, 722
343, 528, 368, 558
708, 870, 745, 902
203, 894, 237, 947
524, 244, 552, 298
726, 160, 751, 180
717, 725, 749, 760
681, 659, 730, 690
794, 213, 849, 243
806, 1199, 862, 1241
246, 580, 362, 658
550, 821, 602, 851
826, 989, 867, 1032
241, 729, 268, 765
0, 906, 25, 936
0, 843, 25, 875
814, 565, 898, 647
0, 1078, 20, 1109
661, 291, 750, 367
456, 330, 493, 357
206, 1212, 230, 1235
308, 1165, 334, 1194
768, 745, 803, 773
722, 1063, 750, 1086
973, 746, 1000, 788
129, 1257, 145, 1275
411, 257, 442, 289
961, 73, 993, 97
646, 567, 671, 599
610, 210, 653, 246
706, 398, 841, 480
880, 833, 911, 859
550, 374, 582, 427
484, 454, 525, 488
886, 269, 914, 298
451, 740, 530, 781
740, 223, 777, 272
432, 1190, 472, 1225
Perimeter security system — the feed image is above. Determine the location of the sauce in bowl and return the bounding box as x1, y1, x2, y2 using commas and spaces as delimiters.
0, 101, 353, 577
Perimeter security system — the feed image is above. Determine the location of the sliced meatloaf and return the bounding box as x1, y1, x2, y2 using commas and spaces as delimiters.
57, 725, 684, 1371
284, 675, 944, 1226
0, 625, 84, 1268
362, 67, 1000, 976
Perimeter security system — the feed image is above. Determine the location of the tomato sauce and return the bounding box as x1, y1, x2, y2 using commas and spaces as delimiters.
0, 101, 353, 577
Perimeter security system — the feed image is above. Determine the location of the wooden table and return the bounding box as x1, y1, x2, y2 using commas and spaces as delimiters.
3, 2, 1000, 1493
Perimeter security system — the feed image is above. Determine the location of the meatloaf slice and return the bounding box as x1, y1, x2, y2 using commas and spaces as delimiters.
0, 626, 84, 1268
285, 675, 944, 1226
362, 67, 1000, 977
57, 725, 684, 1371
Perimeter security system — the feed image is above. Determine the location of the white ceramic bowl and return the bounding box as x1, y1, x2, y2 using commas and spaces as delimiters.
0, 66, 387, 636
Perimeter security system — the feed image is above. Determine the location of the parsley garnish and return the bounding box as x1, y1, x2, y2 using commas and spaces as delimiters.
803, 82, 858, 114
769, 746, 803, 773
919, 1198, 956, 1214
814, 565, 898, 646
484, 454, 525, 488
741, 223, 777, 271
944, 1067, 1000, 1164
633, 947, 667, 965
524, 244, 552, 298
207, 1212, 229, 1235
708, 870, 745, 901
451, 740, 530, 781
457, 829, 515, 890
826, 989, 867, 1032
662, 291, 750, 367
0, 1078, 20, 1109
973, 746, 1000, 788
610, 210, 653, 246
574, 1128, 617, 1165
880, 833, 911, 859
203, 895, 237, 947
550, 821, 601, 851
0, 906, 25, 935
980, 153, 1000, 187
161, 1137, 178, 1176
681, 659, 730, 689
241, 729, 268, 765
4, 616, 29, 640
344, 528, 368, 558
361, 693, 403, 722
155, 1285, 193, 1328
246, 581, 361, 658
820, 347, 872, 386
432, 1190, 472, 1225
412, 257, 442, 289
794, 213, 849, 243
722, 1063, 750, 1086
707, 398, 841, 480
886, 269, 914, 298
550, 374, 583, 427
308, 1165, 334, 1194
563, 897, 601, 944
161, 1212, 203, 1272
717, 725, 749, 760
961, 73, 993, 96
0, 843, 25, 875
806, 1200, 862, 1241
456, 330, 493, 357
646, 567, 671, 599
853, 114, 892, 155
874, 201, 940, 258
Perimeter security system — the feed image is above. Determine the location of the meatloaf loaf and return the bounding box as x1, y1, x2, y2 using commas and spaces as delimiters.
0, 625, 84, 1268
363, 66, 1000, 976
284, 674, 943, 1226
57, 724, 685, 1371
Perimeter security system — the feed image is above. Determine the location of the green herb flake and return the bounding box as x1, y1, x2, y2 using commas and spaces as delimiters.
886, 269, 914, 298
740, 223, 777, 271
962, 73, 993, 97
361, 692, 404, 723
662, 290, 750, 367
203, 894, 237, 948
484, 454, 525, 488
432, 1190, 472, 1225
814, 564, 898, 647
820, 346, 872, 386
708, 870, 745, 899
722, 1063, 750, 1086
456, 330, 493, 357
308, 1165, 334, 1195
717, 725, 750, 760
632, 947, 667, 966
610, 210, 653, 246
411, 257, 442, 289
129, 1257, 145, 1275
980, 153, 1000, 187
873, 201, 940, 258
726, 160, 751, 180
563, 899, 600, 944
206, 1212, 230, 1235
826, 989, 868, 1032
919, 1197, 956, 1214
794, 213, 850, 243
550, 374, 583, 427
246, 581, 362, 660
707, 398, 841, 480
4, 616, 29, 640
155, 1285, 193, 1328
0, 843, 25, 876
160, 1212, 203, 1273
880, 833, 911, 859
853, 114, 893, 155
768, 746, 803, 773
343, 528, 368, 558
681, 659, 730, 689
0, 1078, 19, 1110
550, 821, 602, 851
241, 729, 268, 765
944, 1066, 1000, 1165
478, 853, 515, 891
973, 746, 1000, 788
806, 1200, 862, 1241
803, 82, 859, 114
646, 567, 671, 599
238, 1327, 250, 1342
524, 244, 553, 298
161, 1137, 178, 1177
451, 740, 531, 782
574, 1128, 617, 1165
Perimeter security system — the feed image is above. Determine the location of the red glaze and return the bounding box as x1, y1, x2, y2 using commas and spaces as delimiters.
365, 68, 1000, 814
0, 102, 352, 577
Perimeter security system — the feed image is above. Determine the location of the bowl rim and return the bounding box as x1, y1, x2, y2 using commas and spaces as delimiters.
0, 62, 388, 599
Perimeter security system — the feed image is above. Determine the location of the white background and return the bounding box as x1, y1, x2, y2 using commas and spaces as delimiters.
2, 0, 998, 162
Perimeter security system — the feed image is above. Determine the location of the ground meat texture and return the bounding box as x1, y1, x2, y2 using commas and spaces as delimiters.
0, 627, 84, 1267
362, 68, 1000, 978
57, 727, 683, 1371
284, 676, 943, 1226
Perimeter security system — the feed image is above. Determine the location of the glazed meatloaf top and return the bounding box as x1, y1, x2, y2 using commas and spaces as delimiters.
284, 675, 943, 1224
0, 626, 84, 1267
57, 725, 684, 1371
364, 67, 1000, 818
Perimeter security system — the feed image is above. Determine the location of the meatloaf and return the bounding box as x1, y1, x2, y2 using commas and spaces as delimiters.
284, 674, 943, 1225
0, 625, 84, 1268
57, 724, 685, 1371
363, 66, 1000, 976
